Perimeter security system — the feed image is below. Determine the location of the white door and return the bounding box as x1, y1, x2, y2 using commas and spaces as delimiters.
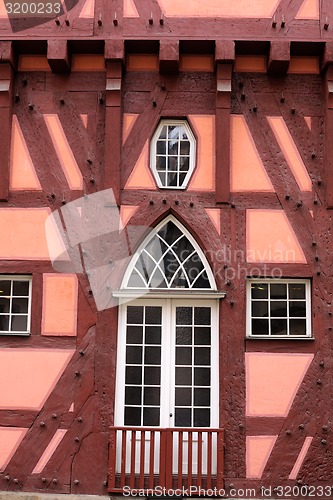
115, 299, 219, 475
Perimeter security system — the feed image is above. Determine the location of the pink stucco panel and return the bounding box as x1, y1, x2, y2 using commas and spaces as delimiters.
246, 436, 278, 479
42, 274, 78, 336
0, 427, 28, 471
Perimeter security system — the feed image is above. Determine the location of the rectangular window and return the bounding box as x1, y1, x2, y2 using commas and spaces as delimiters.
247, 279, 311, 338
0, 276, 32, 335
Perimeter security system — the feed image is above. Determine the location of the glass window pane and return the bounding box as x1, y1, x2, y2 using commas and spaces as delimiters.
168, 156, 178, 171
145, 307, 162, 324
126, 326, 143, 344
192, 270, 210, 289
159, 125, 167, 139
194, 368, 210, 386
156, 141, 166, 154
127, 306, 143, 324
194, 347, 210, 366
290, 319, 307, 336
270, 301, 287, 317
126, 346, 143, 364
179, 157, 189, 172
194, 408, 210, 427
176, 347, 192, 365
12, 298, 29, 314
271, 319, 287, 336
251, 301, 268, 317
176, 307, 192, 325
144, 367, 161, 385
289, 283, 306, 299
156, 156, 166, 170
251, 283, 268, 299
125, 386, 142, 405
167, 172, 178, 187
175, 408, 191, 427
289, 301, 306, 317
270, 283, 287, 299
124, 406, 141, 426
157, 172, 166, 186
168, 141, 178, 155
11, 315, 28, 332
144, 387, 160, 406
143, 407, 160, 426
175, 387, 192, 406
144, 346, 161, 365
176, 367, 192, 385
180, 141, 190, 155
0, 315, 9, 331
13, 281, 29, 296
252, 319, 269, 335
194, 388, 210, 406
0, 298, 10, 313
126, 366, 142, 385
194, 307, 211, 325
168, 126, 179, 140
176, 327, 192, 345
194, 327, 211, 345
179, 173, 186, 186
145, 326, 161, 344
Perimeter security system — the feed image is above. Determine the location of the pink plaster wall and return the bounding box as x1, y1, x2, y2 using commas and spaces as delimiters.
42, 274, 78, 336
231, 115, 274, 192
0, 208, 58, 260
0, 349, 74, 410
123, 0, 139, 17
295, 0, 319, 20
289, 436, 313, 479
246, 209, 307, 264
10, 115, 42, 191
125, 140, 156, 189
205, 209, 221, 235
120, 206, 139, 228
32, 429, 68, 474
246, 353, 313, 417
44, 114, 83, 190
158, 0, 279, 18
123, 114, 139, 144
79, 0, 94, 18
0, 427, 28, 471
188, 115, 215, 192
246, 436, 277, 479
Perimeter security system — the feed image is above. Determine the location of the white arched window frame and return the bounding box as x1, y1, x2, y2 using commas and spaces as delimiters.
115, 216, 225, 299
150, 119, 196, 190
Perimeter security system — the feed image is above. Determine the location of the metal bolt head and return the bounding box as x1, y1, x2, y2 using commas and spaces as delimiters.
52, 478, 58, 484
286, 429, 292, 435
41, 477, 47, 483
321, 439, 327, 445
74, 479, 80, 485
299, 423, 305, 429
13, 478, 19, 484
52, 414, 58, 419
75, 371, 81, 377
78, 416, 83, 422
40, 421, 46, 427
4, 475, 10, 481
75, 436, 80, 442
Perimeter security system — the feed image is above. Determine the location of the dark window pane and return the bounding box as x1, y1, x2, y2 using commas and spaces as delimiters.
168, 141, 178, 155
11, 316, 28, 332
183, 257, 204, 283
144, 367, 161, 385
0, 315, 9, 331
194, 408, 210, 427
179, 173, 186, 186
194, 347, 210, 366
0, 298, 10, 313
144, 346, 161, 365
194, 307, 211, 325
150, 268, 168, 289
194, 388, 210, 406
13, 281, 29, 296
158, 172, 166, 186
144, 387, 160, 406
194, 327, 211, 345
180, 141, 190, 155
125, 386, 142, 405
251, 283, 268, 299
12, 298, 28, 314
270, 301, 287, 317
126, 326, 143, 344
143, 407, 160, 426
145, 307, 162, 324
192, 271, 210, 289
289, 283, 306, 299
128, 270, 146, 288
194, 368, 210, 386
176, 367, 192, 386
176, 347, 192, 365
125, 406, 141, 426
156, 141, 166, 154
252, 301, 268, 317
271, 319, 287, 336
168, 126, 179, 140
270, 283, 287, 299
176, 307, 192, 325
289, 301, 306, 317
159, 221, 182, 245
126, 346, 143, 364
175, 387, 192, 406
168, 156, 178, 170
127, 306, 143, 324
179, 157, 189, 172
159, 125, 167, 139
176, 327, 192, 345
167, 172, 178, 186
126, 366, 142, 385
290, 319, 307, 336
156, 156, 166, 170
252, 319, 269, 335
145, 326, 161, 344
175, 408, 191, 427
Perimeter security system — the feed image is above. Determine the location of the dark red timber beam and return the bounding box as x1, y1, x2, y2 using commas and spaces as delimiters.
323, 42, 333, 208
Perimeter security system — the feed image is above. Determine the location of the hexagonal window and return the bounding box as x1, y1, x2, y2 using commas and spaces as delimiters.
150, 119, 196, 189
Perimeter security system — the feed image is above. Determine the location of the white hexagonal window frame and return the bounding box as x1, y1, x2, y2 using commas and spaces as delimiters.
150, 119, 196, 189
